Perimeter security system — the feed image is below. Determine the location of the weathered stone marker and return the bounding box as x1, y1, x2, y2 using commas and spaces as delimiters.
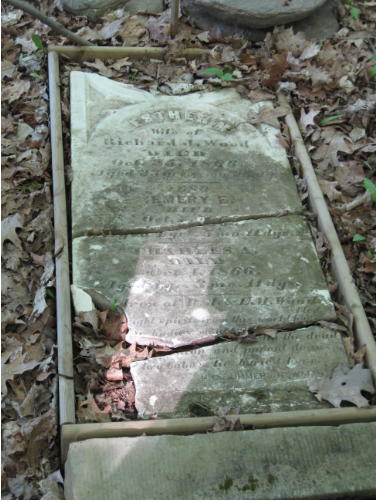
73, 216, 335, 347
64, 423, 376, 499
70, 72, 302, 237
130, 327, 348, 418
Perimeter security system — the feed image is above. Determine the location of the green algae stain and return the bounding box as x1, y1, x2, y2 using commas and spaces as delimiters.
240, 475, 258, 492
268, 474, 276, 485
219, 478, 233, 492
249, 475, 258, 491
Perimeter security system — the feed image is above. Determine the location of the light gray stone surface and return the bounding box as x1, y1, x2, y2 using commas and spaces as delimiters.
62, 0, 163, 22
70, 72, 302, 237
64, 423, 376, 499
183, 0, 327, 29
73, 216, 336, 347
183, 0, 339, 42
131, 328, 348, 418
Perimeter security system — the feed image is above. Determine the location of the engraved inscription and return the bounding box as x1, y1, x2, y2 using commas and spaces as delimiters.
130, 329, 349, 418
71, 77, 302, 235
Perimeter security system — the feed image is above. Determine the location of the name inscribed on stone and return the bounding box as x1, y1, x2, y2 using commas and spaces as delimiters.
73, 216, 336, 348
70, 72, 302, 236
130, 327, 349, 418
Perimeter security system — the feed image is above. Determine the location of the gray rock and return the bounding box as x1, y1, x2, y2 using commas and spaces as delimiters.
183, 0, 339, 42
131, 328, 349, 418
72, 216, 336, 348
183, 0, 327, 29
64, 423, 376, 499
62, 0, 163, 22
70, 72, 302, 237
287, 0, 339, 42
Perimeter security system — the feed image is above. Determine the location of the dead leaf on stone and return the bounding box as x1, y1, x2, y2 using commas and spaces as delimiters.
223, 331, 238, 340
310, 364, 375, 408
85, 226, 105, 236
317, 321, 348, 332
255, 328, 277, 338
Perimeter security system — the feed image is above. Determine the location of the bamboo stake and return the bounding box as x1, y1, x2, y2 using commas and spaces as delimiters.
278, 92, 376, 381
171, 0, 180, 39
4, 0, 94, 46
48, 51, 75, 427
46, 45, 207, 63
61, 406, 375, 465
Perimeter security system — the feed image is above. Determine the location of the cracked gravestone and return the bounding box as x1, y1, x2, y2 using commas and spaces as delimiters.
130, 327, 349, 418
70, 72, 302, 237
73, 216, 336, 348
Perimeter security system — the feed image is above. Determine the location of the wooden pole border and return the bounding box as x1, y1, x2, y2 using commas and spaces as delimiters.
47, 45, 208, 63
48, 51, 376, 468
48, 51, 76, 430
278, 92, 376, 381
61, 407, 376, 465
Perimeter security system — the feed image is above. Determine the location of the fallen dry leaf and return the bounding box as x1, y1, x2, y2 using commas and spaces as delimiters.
299, 108, 320, 133
310, 364, 375, 408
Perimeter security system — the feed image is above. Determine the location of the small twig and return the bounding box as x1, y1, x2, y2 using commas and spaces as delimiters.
4, 0, 94, 47
336, 190, 371, 213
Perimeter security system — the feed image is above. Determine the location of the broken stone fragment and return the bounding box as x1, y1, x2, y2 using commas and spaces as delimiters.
71, 284, 95, 314
130, 327, 349, 419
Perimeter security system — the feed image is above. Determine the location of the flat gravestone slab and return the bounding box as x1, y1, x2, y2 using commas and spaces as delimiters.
73, 216, 336, 347
64, 423, 376, 499
70, 72, 302, 236
130, 327, 348, 418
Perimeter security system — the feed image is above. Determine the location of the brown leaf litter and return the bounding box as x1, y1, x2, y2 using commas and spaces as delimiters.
1, 0, 375, 497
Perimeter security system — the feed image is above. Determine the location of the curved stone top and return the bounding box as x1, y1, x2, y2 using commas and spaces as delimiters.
183, 0, 328, 29
70, 72, 302, 236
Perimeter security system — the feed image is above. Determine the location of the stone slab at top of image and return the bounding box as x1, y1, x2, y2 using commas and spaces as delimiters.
183, 0, 327, 29
70, 72, 302, 237
131, 327, 349, 418
182, 1, 339, 42
64, 424, 376, 499
73, 216, 336, 348
62, 0, 163, 22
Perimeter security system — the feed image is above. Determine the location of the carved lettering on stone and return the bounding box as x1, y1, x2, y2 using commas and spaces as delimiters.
73, 216, 336, 347
70, 72, 302, 236
130, 327, 349, 418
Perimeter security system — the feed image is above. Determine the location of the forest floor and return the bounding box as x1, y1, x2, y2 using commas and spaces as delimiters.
1, 0, 376, 499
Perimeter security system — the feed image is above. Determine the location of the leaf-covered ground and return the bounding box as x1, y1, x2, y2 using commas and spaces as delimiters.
1, 0, 375, 498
